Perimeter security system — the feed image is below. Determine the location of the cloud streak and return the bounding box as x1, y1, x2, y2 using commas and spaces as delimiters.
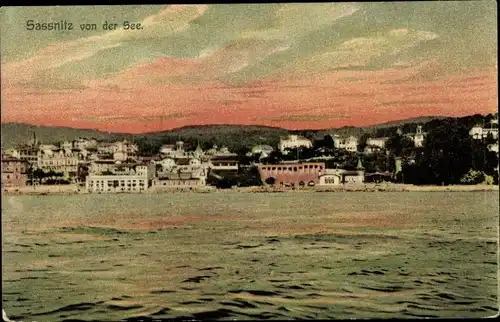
0, 3, 497, 132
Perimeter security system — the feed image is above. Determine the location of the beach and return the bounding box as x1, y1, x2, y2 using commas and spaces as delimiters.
2, 183, 499, 196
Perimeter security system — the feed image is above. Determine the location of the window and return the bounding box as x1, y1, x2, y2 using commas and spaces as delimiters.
272, 167, 276, 170
293, 167, 297, 172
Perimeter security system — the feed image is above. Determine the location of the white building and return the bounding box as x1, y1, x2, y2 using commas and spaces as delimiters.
318, 168, 365, 186
366, 137, 389, 149
3, 148, 20, 159
204, 145, 238, 157
488, 143, 499, 153
60, 141, 73, 150
97, 140, 138, 156
318, 169, 344, 186
37, 148, 79, 179
209, 156, 239, 171
159, 141, 190, 158
73, 138, 98, 150
469, 125, 499, 140
406, 125, 426, 147
249, 145, 274, 158
85, 164, 152, 193
160, 144, 176, 155
39, 144, 59, 151
113, 151, 128, 162
85, 174, 147, 193
278, 135, 313, 153
333, 135, 358, 152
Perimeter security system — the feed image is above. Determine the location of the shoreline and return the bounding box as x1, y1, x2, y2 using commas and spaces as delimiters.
2, 183, 498, 196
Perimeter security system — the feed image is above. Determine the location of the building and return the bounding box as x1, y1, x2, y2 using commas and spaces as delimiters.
249, 145, 274, 158
60, 141, 73, 150
406, 125, 426, 147
366, 137, 389, 149
152, 177, 206, 189
159, 141, 187, 158
96, 140, 138, 156
85, 174, 148, 193
17, 144, 39, 168
113, 150, 129, 162
469, 125, 499, 140
364, 171, 393, 183
38, 144, 58, 151
209, 155, 239, 171
258, 162, 325, 188
488, 143, 499, 153
333, 135, 359, 152
37, 148, 79, 179
89, 160, 117, 174
157, 156, 206, 172
85, 164, 152, 193
318, 168, 344, 186
160, 144, 176, 156
153, 154, 208, 189
3, 148, 21, 159
318, 159, 365, 186
72, 138, 98, 150
278, 135, 313, 153
204, 145, 238, 157
152, 169, 207, 190
1, 157, 28, 188
318, 169, 365, 185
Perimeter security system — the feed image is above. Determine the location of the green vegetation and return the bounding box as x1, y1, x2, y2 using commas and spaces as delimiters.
3, 113, 498, 186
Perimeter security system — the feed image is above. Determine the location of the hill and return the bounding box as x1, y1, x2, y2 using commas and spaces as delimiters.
0, 115, 473, 151
0, 123, 131, 149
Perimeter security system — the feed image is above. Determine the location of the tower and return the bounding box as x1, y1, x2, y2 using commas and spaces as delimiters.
416, 125, 422, 135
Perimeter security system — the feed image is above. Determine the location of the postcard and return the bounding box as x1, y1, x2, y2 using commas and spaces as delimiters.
1, 2, 498, 321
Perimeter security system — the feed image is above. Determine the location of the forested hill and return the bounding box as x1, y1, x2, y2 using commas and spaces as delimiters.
1, 114, 496, 152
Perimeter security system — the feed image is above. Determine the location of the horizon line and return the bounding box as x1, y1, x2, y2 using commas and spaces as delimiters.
0, 114, 466, 135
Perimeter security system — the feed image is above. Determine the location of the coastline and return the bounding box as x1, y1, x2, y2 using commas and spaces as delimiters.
2, 183, 498, 196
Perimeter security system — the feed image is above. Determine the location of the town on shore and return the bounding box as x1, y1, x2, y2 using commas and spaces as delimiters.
1, 114, 499, 194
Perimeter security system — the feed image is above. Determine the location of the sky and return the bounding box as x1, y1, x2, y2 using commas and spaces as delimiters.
0, 2, 497, 133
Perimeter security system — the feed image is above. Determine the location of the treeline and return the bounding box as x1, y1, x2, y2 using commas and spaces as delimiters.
252, 114, 499, 186
134, 125, 289, 156
398, 117, 498, 185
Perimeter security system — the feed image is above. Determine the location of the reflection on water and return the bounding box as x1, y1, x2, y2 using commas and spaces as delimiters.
2, 192, 498, 321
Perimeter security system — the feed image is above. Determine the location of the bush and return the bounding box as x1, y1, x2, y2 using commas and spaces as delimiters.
483, 174, 495, 185
460, 169, 485, 185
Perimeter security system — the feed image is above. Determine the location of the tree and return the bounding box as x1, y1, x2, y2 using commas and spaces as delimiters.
357, 133, 370, 152
323, 135, 335, 150
33, 168, 46, 184
422, 122, 473, 185
385, 134, 414, 158
78, 164, 89, 183
237, 166, 262, 187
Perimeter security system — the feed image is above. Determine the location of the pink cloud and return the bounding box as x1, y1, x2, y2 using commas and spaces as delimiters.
1, 58, 497, 133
